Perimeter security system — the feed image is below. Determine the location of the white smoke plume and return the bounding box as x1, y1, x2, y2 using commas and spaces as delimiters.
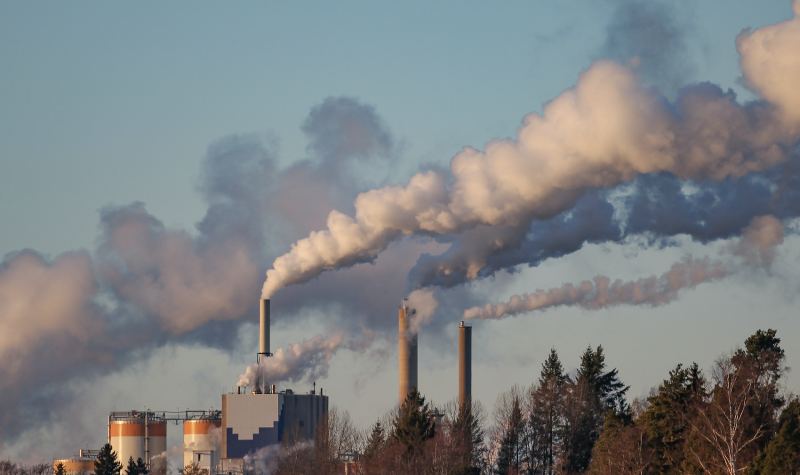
0, 96, 400, 453
464, 257, 729, 320
262, 3, 800, 298
0, 250, 115, 443
406, 289, 439, 335
237, 329, 375, 388
463, 215, 786, 320
732, 215, 785, 267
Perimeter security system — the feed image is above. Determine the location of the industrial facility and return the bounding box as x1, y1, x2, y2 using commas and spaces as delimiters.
54, 297, 473, 474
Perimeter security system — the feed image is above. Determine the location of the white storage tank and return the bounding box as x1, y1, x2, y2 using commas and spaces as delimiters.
148, 419, 167, 473
109, 412, 167, 472
183, 414, 221, 470
53, 456, 95, 475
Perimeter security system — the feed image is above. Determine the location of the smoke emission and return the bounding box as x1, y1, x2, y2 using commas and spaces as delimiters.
0, 96, 399, 452
262, 3, 800, 299
237, 329, 375, 388
463, 215, 786, 321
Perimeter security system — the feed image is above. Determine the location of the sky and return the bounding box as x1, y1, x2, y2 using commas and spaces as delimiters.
1, 0, 800, 467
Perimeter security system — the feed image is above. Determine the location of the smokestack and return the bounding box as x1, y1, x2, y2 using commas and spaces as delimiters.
398, 302, 418, 405
458, 321, 471, 408
259, 299, 270, 362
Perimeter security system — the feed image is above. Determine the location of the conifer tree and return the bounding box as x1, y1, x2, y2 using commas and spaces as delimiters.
135, 459, 147, 475
94, 444, 122, 475
392, 387, 435, 453
363, 421, 385, 460
562, 345, 629, 474
453, 401, 485, 468
124, 457, 137, 475
643, 363, 705, 475
54, 462, 65, 475
495, 396, 525, 475
745, 398, 800, 475
530, 348, 568, 475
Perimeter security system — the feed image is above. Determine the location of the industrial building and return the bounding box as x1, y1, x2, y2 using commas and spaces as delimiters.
55, 296, 474, 473
221, 299, 329, 460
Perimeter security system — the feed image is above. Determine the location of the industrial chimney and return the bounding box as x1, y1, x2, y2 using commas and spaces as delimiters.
398, 301, 418, 405
259, 299, 271, 362
458, 321, 471, 408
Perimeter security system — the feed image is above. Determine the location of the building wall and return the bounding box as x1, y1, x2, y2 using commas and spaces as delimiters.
222, 394, 283, 459
221, 393, 329, 458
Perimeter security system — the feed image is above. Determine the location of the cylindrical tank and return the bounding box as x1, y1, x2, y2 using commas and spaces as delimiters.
183, 417, 222, 470
109, 414, 166, 472
459, 321, 472, 408
398, 305, 418, 405
148, 420, 167, 473
53, 457, 95, 475
110, 417, 145, 468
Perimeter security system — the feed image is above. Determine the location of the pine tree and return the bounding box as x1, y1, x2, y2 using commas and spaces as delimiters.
530, 348, 568, 475
562, 345, 630, 474
54, 462, 66, 475
453, 401, 485, 469
745, 398, 800, 474
135, 459, 147, 475
642, 363, 705, 475
495, 396, 525, 475
94, 444, 122, 475
124, 457, 138, 475
392, 387, 435, 453
363, 421, 385, 460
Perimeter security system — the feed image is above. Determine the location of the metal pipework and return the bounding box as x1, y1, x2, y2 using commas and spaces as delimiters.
398, 302, 418, 405
459, 321, 472, 408
258, 299, 271, 362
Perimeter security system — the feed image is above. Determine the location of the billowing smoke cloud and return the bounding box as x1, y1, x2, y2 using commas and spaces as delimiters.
237, 329, 374, 388
0, 251, 114, 443
463, 215, 785, 320
0, 96, 398, 451
262, 4, 800, 298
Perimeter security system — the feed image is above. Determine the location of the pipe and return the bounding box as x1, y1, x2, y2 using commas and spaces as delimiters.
259, 299, 270, 362
145, 412, 150, 469
459, 321, 472, 408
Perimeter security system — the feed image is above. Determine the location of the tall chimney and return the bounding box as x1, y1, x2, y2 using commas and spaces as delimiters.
459, 321, 472, 408
398, 302, 418, 405
259, 299, 270, 362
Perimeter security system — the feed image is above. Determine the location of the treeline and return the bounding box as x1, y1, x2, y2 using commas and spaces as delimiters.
0, 461, 50, 475
268, 329, 798, 475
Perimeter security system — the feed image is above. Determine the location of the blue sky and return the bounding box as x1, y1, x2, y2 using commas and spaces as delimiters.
1, 0, 799, 465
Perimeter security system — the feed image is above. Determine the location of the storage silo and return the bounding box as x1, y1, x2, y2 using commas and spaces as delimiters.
183, 413, 222, 470
110, 415, 145, 467
53, 456, 95, 475
109, 412, 167, 471
148, 418, 167, 473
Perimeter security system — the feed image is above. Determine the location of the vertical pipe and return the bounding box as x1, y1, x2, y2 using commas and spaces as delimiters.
145, 412, 150, 469
259, 299, 270, 362
459, 322, 472, 409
